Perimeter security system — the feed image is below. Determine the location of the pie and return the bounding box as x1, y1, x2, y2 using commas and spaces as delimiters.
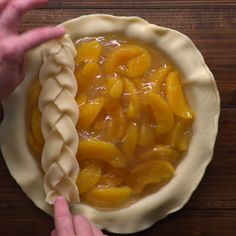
0, 14, 220, 233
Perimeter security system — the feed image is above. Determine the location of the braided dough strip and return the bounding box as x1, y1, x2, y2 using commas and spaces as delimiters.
38, 35, 80, 204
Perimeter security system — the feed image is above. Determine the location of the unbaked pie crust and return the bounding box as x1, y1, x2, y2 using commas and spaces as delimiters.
0, 14, 220, 233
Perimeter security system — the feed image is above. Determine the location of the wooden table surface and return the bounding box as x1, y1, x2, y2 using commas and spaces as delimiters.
0, 0, 236, 235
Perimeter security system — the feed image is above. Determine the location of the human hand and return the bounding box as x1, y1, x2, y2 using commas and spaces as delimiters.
52, 196, 105, 236
0, 0, 65, 101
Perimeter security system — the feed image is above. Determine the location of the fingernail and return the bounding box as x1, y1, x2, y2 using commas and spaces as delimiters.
54, 196, 66, 204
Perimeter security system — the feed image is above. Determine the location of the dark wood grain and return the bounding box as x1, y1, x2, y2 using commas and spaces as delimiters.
42, 0, 236, 9
0, 1, 236, 235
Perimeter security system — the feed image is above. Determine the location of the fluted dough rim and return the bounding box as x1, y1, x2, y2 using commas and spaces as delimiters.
0, 14, 220, 234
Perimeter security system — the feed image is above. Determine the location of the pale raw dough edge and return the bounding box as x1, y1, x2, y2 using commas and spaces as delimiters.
0, 14, 220, 234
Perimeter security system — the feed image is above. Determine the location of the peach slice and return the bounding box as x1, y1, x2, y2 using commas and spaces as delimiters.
105, 76, 117, 92
79, 158, 106, 170
108, 77, 124, 99
92, 111, 107, 133
138, 121, 155, 147
104, 105, 127, 141
27, 133, 43, 156
75, 70, 91, 93
166, 71, 194, 119
31, 107, 44, 144
102, 98, 119, 113
75, 94, 87, 106
106, 45, 151, 78
170, 119, 193, 151
81, 61, 101, 78
75, 62, 101, 92
121, 123, 138, 160
139, 145, 180, 166
77, 140, 127, 168
147, 92, 174, 134
78, 97, 104, 129
27, 79, 41, 112
127, 96, 140, 120
126, 160, 175, 194
76, 164, 102, 194
124, 78, 138, 95
83, 186, 132, 208
97, 167, 127, 187
76, 40, 103, 64
128, 53, 151, 78
147, 65, 172, 93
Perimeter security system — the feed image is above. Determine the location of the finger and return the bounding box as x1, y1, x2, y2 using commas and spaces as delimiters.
54, 196, 75, 236
91, 224, 104, 236
73, 215, 94, 236
0, 0, 48, 29
18, 26, 65, 52
0, 26, 64, 60
51, 229, 57, 236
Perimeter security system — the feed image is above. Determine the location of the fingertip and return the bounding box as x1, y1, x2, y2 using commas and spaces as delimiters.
18, 26, 66, 52
54, 196, 74, 235
55, 195, 66, 202
56, 26, 66, 35
51, 26, 65, 39
54, 196, 69, 214
54, 196, 67, 206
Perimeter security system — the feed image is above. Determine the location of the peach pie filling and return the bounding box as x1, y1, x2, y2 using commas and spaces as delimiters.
27, 35, 194, 209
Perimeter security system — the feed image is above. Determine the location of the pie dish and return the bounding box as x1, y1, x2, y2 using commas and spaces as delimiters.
0, 14, 220, 233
